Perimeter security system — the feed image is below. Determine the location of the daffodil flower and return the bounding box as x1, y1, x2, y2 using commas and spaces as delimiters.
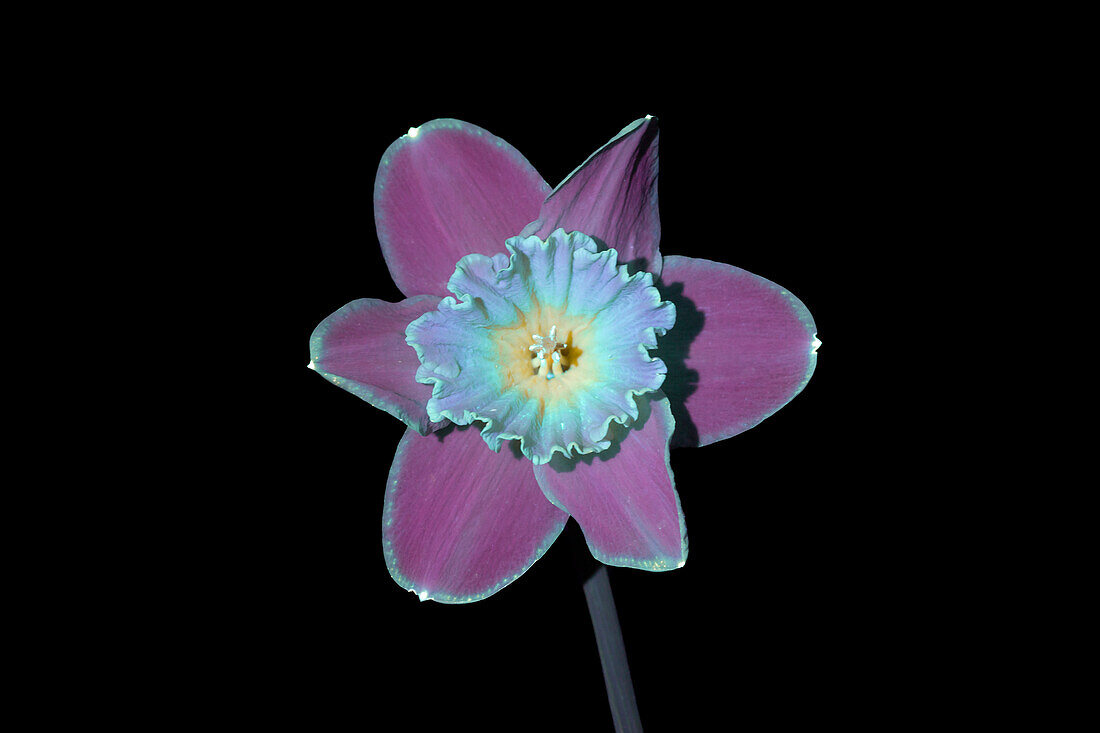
309, 117, 818, 603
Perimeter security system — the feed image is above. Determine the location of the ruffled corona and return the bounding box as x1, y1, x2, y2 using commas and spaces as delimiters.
406, 229, 676, 465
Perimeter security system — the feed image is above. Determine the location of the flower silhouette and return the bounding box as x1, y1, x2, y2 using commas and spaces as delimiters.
309, 117, 817, 602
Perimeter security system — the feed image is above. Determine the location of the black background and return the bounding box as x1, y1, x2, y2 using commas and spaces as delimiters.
30, 14, 1035, 729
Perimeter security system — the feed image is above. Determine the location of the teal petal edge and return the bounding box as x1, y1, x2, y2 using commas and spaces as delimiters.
539, 393, 689, 572
308, 296, 446, 436
380, 430, 568, 604
699, 261, 819, 447
373, 118, 551, 298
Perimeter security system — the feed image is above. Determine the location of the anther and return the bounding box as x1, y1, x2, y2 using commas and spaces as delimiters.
529, 325, 568, 380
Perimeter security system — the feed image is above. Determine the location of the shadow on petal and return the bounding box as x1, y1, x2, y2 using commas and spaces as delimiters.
588, 235, 651, 277
531, 391, 686, 571
544, 394, 664, 474
652, 280, 704, 448
507, 439, 524, 459
431, 421, 462, 442
435, 422, 525, 460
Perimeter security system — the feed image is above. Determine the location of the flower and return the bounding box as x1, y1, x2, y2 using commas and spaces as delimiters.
309, 117, 818, 603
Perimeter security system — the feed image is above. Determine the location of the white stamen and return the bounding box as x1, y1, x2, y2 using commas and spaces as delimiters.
529, 325, 567, 380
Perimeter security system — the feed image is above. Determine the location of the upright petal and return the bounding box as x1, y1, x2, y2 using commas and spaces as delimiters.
309, 296, 447, 435
525, 117, 662, 276
383, 426, 569, 603
656, 256, 818, 448
532, 395, 687, 571
374, 119, 552, 298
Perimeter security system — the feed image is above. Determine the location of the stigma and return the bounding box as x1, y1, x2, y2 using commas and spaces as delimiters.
529, 325, 569, 380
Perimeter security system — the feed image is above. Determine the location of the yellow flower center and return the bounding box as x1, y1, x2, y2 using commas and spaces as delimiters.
493, 303, 599, 404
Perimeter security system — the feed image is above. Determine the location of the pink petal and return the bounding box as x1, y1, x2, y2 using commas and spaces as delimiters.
524, 117, 662, 276
657, 255, 818, 448
383, 426, 569, 603
309, 296, 447, 435
532, 395, 687, 571
374, 119, 552, 298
